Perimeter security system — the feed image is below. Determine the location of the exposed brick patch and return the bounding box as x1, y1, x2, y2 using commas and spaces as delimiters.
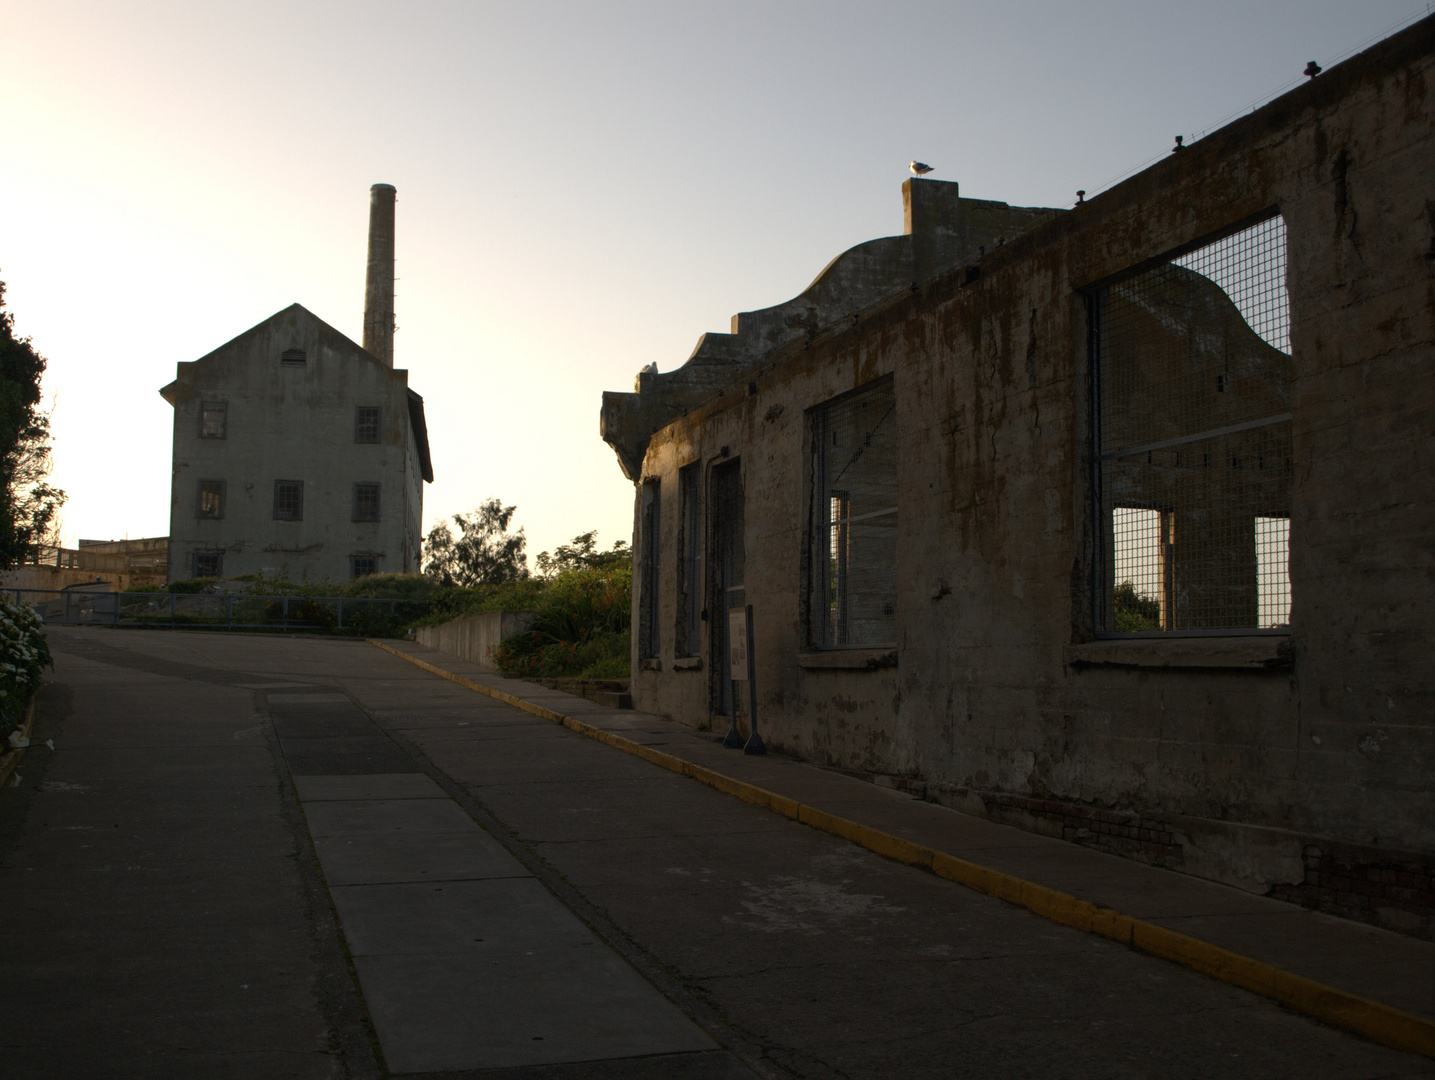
1268, 844, 1435, 938
976, 790, 1185, 867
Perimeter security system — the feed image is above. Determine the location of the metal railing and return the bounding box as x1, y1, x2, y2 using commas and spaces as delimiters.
8, 589, 429, 635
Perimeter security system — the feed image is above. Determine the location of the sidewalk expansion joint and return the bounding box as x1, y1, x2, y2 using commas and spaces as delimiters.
366, 638, 1435, 1060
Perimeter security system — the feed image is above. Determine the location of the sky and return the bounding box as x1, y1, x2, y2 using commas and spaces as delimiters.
0, 0, 1425, 565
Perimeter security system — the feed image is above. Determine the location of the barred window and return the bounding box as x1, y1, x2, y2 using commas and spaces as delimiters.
273, 480, 304, 521
197, 480, 226, 519
353, 482, 381, 523
639, 479, 661, 659
355, 406, 381, 443
350, 554, 377, 579
676, 463, 702, 657
200, 401, 227, 439
809, 377, 897, 647
1093, 214, 1292, 634
194, 551, 223, 578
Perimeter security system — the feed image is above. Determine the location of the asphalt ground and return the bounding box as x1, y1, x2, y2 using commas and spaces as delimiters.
1, 627, 1429, 1079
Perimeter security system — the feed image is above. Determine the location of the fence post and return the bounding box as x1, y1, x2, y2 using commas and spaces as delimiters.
282, 596, 289, 631
336, 599, 344, 631
64, 592, 71, 625
170, 593, 176, 625
227, 594, 234, 629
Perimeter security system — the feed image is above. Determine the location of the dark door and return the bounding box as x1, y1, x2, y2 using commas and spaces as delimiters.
709, 459, 744, 718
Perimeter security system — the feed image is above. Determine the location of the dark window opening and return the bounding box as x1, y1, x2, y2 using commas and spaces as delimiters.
1092, 214, 1292, 634
353, 482, 381, 523
639, 480, 661, 659
200, 401, 227, 439
355, 406, 381, 443
197, 480, 226, 520
194, 551, 223, 578
273, 480, 303, 521
350, 555, 378, 579
809, 377, 897, 648
280, 347, 306, 366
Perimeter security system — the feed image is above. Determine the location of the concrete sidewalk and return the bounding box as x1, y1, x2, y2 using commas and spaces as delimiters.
375, 639, 1435, 1039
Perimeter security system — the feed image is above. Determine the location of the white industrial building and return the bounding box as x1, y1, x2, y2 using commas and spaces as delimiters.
160, 185, 432, 584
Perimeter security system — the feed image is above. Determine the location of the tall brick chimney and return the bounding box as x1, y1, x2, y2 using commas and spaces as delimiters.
362, 183, 396, 366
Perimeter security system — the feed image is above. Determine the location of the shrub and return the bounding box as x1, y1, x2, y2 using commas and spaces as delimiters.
0, 593, 51, 744
491, 565, 631, 679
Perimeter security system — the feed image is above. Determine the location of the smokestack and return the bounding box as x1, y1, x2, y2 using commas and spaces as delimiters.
362, 183, 396, 366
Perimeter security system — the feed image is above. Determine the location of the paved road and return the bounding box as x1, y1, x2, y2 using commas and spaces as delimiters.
1, 628, 1427, 1079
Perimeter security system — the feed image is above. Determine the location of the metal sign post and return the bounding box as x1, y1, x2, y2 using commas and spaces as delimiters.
742, 603, 765, 755
723, 608, 746, 747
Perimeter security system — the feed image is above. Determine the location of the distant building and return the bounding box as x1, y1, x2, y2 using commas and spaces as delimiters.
160, 185, 433, 584
604, 19, 1435, 938
0, 536, 168, 592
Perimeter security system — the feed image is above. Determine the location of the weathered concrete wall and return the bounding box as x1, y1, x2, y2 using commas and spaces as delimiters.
618, 19, 1435, 936
163, 304, 428, 584
415, 610, 536, 670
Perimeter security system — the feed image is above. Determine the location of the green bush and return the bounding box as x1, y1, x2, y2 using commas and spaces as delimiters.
1114, 580, 1162, 631
491, 566, 630, 679
0, 594, 51, 744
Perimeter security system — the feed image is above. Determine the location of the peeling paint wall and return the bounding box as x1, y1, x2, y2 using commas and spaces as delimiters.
615, 19, 1435, 937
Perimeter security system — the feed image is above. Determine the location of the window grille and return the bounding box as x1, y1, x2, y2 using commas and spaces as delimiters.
280, 348, 306, 366
809, 377, 897, 647
355, 406, 381, 443
709, 460, 744, 715
200, 401, 227, 439
353, 483, 381, 523
273, 480, 304, 521
639, 480, 661, 658
1093, 214, 1292, 634
350, 554, 377, 579
194, 551, 223, 578
677, 463, 701, 657
197, 480, 226, 520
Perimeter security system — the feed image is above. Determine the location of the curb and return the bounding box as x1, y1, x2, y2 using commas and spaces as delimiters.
0, 698, 38, 789
367, 638, 1435, 1059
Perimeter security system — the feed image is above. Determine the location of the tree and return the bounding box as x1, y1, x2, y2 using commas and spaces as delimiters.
0, 278, 64, 569
534, 530, 629, 578
422, 499, 528, 587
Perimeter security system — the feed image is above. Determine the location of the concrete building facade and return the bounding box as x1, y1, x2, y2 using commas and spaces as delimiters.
602, 20, 1435, 937
162, 185, 432, 584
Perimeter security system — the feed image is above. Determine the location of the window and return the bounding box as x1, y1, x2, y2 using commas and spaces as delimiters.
200, 401, 227, 439
197, 480, 226, 520
194, 551, 223, 578
639, 480, 660, 658
273, 480, 303, 521
1092, 214, 1292, 634
677, 463, 701, 657
809, 377, 897, 647
353, 482, 381, 523
350, 554, 378, 579
355, 406, 381, 443
280, 347, 306, 366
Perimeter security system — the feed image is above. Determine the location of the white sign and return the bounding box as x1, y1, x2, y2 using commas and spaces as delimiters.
728, 609, 748, 681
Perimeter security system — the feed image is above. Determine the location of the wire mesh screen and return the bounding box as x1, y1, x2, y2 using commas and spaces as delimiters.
1095, 215, 1292, 633
811, 378, 897, 646
639, 480, 660, 658
677, 464, 701, 657
710, 460, 744, 715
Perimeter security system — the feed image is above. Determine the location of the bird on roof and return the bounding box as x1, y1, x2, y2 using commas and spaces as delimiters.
909, 161, 934, 176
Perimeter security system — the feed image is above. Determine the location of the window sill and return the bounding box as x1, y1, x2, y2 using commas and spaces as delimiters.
798, 649, 898, 671
638, 657, 662, 672
672, 657, 702, 671
1065, 637, 1292, 670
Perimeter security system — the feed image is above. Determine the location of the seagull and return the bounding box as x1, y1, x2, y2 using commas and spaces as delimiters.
909, 161, 934, 177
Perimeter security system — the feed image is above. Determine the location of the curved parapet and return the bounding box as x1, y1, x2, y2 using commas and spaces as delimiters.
601, 179, 1061, 477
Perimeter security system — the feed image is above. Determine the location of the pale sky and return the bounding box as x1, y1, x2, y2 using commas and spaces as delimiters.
0, 0, 1423, 565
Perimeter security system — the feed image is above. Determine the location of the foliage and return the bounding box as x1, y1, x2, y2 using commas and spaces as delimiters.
0, 593, 51, 744
491, 564, 631, 679
534, 530, 629, 578
1114, 580, 1162, 631
423, 499, 529, 587
0, 278, 65, 568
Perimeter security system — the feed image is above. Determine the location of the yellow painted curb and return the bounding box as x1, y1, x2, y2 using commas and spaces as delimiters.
0, 698, 39, 789
368, 639, 1435, 1059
